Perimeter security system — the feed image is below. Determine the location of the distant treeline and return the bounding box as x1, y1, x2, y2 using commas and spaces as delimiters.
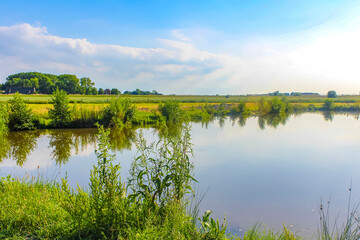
0, 72, 162, 95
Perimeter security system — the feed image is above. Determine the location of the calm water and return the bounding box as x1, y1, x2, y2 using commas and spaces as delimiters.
1, 112, 360, 237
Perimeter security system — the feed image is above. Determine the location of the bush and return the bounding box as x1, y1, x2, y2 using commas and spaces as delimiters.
258, 97, 292, 115
323, 98, 335, 111
8, 93, 36, 131
0, 103, 8, 133
48, 88, 71, 128
158, 101, 184, 123
103, 98, 136, 127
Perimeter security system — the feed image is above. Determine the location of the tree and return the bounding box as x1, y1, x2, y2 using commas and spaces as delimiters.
80, 77, 96, 95
111, 88, 120, 95
48, 88, 71, 127
327, 90, 337, 98
98, 88, 104, 95
8, 93, 36, 131
323, 98, 334, 111
56, 74, 81, 94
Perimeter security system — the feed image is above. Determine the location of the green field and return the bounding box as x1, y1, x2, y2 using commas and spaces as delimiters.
1, 94, 360, 104
0, 94, 359, 115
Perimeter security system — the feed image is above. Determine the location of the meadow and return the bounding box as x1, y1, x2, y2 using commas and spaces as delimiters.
1, 94, 360, 115
1, 94, 360, 104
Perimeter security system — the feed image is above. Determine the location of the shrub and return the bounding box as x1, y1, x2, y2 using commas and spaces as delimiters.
48, 88, 71, 128
158, 101, 184, 123
8, 93, 36, 131
323, 98, 334, 111
103, 98, 136, 127
0, 103, 9, 133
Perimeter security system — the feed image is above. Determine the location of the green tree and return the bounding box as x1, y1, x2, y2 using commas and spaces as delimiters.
111, 88, 120, 95
56, 74, 81, 94
48, 88, 71, 127
80, 77, 96, 95
98, 88, 104, 95
327, 90, 337, 98
323, 98, 334, 110
8, 93, 36, 131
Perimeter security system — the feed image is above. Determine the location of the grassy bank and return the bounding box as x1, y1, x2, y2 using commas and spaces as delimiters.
1, 93, 360, 133
0, 125, 300, 240
2, 125, 359, 239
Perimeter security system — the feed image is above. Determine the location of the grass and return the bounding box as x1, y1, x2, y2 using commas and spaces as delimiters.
1, 94, 360, 104
0, 125, 304, 240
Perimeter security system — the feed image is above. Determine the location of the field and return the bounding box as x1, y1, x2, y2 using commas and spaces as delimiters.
1, 94, 360, 114
1, 94, 360, 104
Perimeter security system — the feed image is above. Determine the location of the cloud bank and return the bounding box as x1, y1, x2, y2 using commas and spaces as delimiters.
0, 23, 360, 94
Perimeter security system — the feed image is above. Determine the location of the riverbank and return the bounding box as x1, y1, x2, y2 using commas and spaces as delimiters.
0, 125, 298, 239
1, 93, 360, 132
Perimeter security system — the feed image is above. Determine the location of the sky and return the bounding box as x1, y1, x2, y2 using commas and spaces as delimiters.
0, 0, 360, 95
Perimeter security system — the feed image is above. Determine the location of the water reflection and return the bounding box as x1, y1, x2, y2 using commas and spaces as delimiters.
1, 112, 359, 168
1, 112, 360, 236
2, 131, 40, 166
322, 111, 334, 122
257, 113, 290, 130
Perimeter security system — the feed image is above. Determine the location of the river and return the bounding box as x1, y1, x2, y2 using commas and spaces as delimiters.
1, 112, 359, 238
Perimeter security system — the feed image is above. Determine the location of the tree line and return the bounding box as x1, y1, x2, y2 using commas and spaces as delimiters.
0, 72, 162, 95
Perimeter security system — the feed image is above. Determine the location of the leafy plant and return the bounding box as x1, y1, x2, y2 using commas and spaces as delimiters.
8, 93, 36, 131
0, 103, 8, 133
158, 100, 184, 123
128, 124, 195, 209
48, 88, 71, 127
103, 98, 136, 127
323, 98, 335, 111
199, 210, 227, 239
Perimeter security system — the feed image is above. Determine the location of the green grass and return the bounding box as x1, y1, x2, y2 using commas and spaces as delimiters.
1, 94, 360, 104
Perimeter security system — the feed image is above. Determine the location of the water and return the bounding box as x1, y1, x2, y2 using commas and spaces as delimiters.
1, 112, 360, 237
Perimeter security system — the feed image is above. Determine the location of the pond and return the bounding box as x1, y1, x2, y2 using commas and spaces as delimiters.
1, 112, 360, 238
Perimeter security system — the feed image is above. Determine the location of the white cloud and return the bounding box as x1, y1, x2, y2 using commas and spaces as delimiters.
1, 22, 360, 94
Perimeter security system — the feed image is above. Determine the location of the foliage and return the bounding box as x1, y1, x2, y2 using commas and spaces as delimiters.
8, 93, 36, 131
61, 125, 126, 238
80, 77, 97, 95
158, 100, 184, 122
124, 89, 162, 95
111, 88, 121, 95
258, 97, 292, 115
128, 124, 195, 207
103, 98, 136, 127
199, 210, 227, 239
231, 101, 250, 117
48, 88, 72, 127
5, 77, 39, 89
327, 90, 337, 98
0, 103, 9, 133
323, 98, 335, 111
5, 72, 98, 95
98, 88, 105, 94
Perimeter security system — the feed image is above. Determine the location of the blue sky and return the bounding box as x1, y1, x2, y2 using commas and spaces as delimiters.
1, 0, 360, 94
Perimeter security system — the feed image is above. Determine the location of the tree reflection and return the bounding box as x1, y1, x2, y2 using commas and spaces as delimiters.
257, 113, 290, 130
229, 114, 249, 127
322, 111, 334, 122
109, 127, 137, 151
0, 132, 10, 162
7, 131, 40, 166
48, 130, 74, 165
